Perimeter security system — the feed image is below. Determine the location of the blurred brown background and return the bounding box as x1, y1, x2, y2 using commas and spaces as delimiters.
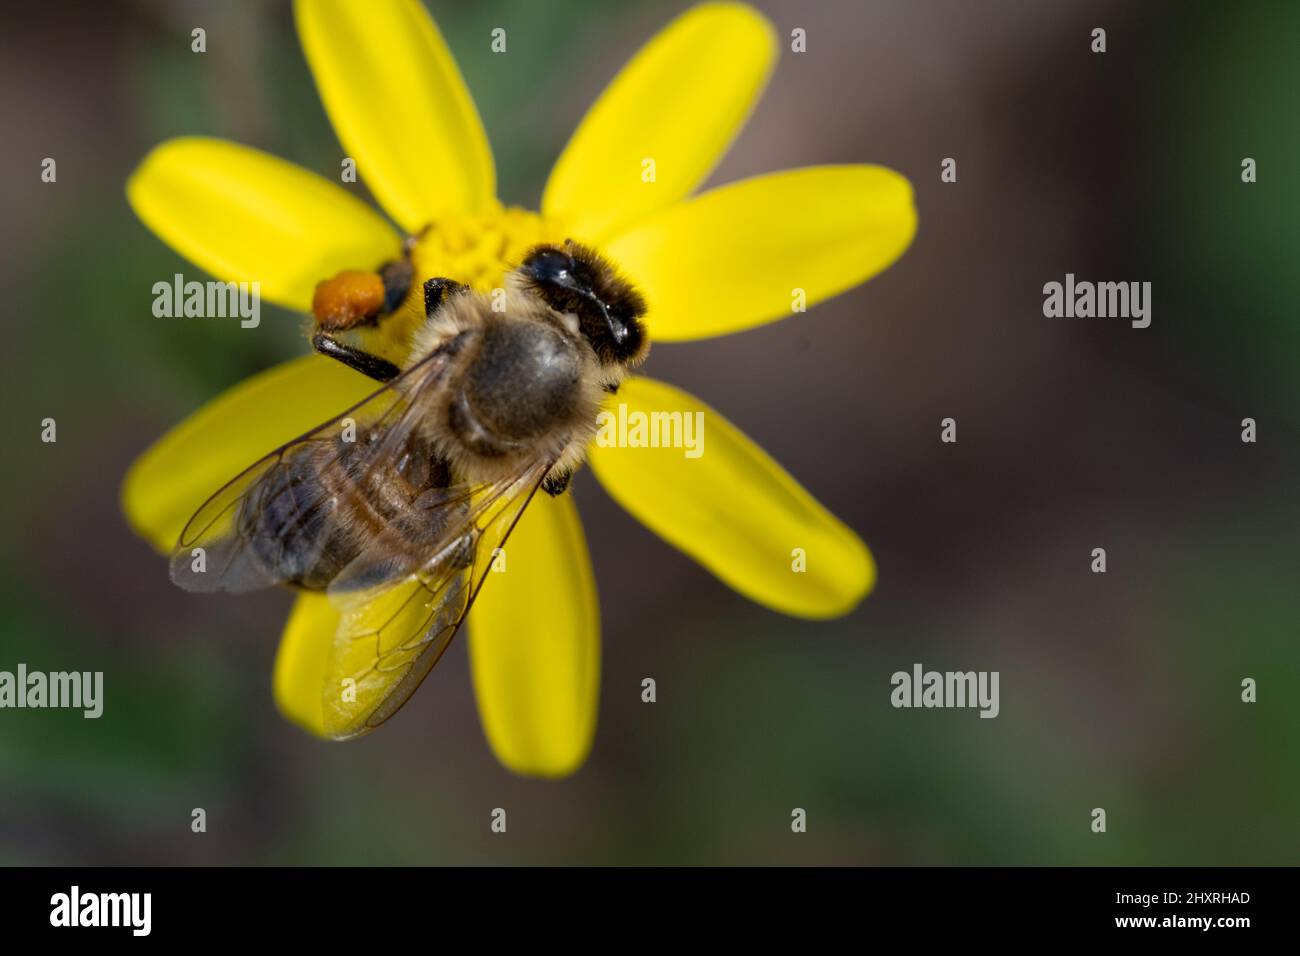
1, 0, 1298, 864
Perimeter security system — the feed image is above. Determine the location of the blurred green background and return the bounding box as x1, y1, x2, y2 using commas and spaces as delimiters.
1, 0, 1298, 864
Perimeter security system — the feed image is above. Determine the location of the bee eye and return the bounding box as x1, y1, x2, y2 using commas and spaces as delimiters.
608, 316, 630, 343
521, 248, 573, 284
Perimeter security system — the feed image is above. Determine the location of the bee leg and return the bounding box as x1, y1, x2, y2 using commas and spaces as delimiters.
423, 277, 470, 318
371, 226, 433, 314
376, 258, 414, 314
311, 333, 401, 382
402, 223, 432, 257
450, 529, 478, 569
541, 469, 571, 497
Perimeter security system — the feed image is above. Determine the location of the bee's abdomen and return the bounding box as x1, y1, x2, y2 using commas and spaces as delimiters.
241, 434, 451, 590
242, 447, 349, 590
453, 319, 582, 456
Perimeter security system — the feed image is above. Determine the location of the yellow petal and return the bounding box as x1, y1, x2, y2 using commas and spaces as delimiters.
605, 166, 917, 341
468, 493, 600, 778
122, 355, 378, 553
542, 2, 776, 242
588, 377, 873, 617
127, 137, 399, 312
294, 0, 495, 230
273, 591, 340, 738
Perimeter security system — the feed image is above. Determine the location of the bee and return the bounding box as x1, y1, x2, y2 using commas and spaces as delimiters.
170, 240, 648, 739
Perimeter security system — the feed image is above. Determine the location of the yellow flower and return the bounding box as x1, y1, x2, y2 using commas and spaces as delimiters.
123, 0, 916, 777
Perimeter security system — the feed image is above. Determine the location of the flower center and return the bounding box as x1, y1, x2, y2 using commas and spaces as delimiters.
341, 201, 564, 366
410, 201, 560, 293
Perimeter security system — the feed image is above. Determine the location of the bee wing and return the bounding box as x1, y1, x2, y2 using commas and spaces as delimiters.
319, 460, 551, 738
169, 345, 456, 594
322, 455, 548, 594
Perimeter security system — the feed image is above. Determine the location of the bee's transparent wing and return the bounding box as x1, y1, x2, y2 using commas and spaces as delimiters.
323, 456, 554, 594
169, 347, 455, 594
319, 460, 551, 738
168, 336, 564, 735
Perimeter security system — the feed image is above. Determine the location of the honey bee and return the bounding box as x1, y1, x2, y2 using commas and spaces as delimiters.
171, 240, 647, 738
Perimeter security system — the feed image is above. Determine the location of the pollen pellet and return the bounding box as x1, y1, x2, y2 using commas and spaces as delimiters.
312, 269, 386, 330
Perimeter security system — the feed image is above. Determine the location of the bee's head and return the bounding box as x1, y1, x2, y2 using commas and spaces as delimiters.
518, 242, 648, 367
